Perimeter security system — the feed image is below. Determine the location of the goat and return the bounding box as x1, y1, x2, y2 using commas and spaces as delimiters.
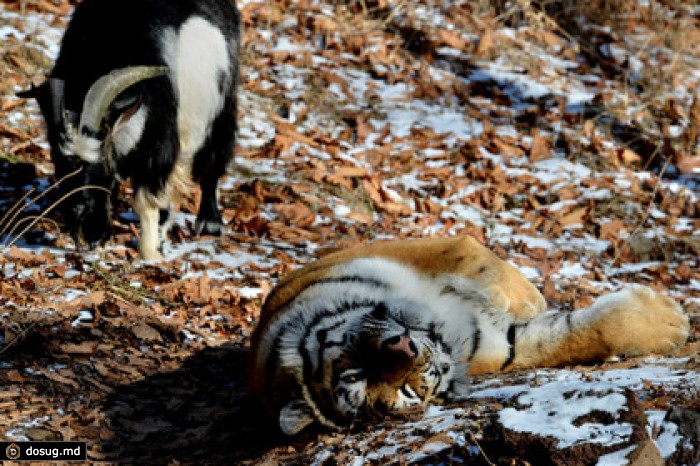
20, 0, 240, 260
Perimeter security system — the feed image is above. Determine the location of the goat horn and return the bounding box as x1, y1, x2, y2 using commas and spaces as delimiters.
78, 66, 168, 137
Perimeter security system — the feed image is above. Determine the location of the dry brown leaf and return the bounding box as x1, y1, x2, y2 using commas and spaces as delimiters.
532, 29, 568, 49
5, 369, 25, 383
362, 179, 384, 205
677, 155, 700, 174
5, 246, 43, 263
476, 28, 495, 56
198, 273, 211, 300
437, 29, 466, 50
275, 119, 319, 147
333, 166, 368, 178
71, 291, 106, 309
41, 369, 80, 389
529, 132, 552, 162
619, 148, 642, 165
600, 219, 627, 240
1, 99, 24, 112
558, 206, 588, 227
131, 321, 162, 342
689, 94, 700, 128
60, 341, 98, 355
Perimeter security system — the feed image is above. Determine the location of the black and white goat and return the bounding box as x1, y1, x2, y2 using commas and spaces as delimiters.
21, 0, 240, 260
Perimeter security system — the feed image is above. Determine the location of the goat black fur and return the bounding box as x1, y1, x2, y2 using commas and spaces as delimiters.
22, 0, 240, 259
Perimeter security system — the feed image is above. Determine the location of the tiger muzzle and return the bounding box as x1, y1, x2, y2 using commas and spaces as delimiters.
373, 335, 417, 383
384, 335, 417, 358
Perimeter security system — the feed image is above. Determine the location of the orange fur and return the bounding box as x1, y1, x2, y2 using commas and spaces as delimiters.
250, 236, 545, 407
503, 286, 689, 372
261, 236, 545, 330
249, 236, 690, 433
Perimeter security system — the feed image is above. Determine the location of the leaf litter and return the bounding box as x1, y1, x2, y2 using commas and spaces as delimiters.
0, 0, 698, 464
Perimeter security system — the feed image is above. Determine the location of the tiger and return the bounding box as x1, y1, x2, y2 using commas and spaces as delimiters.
247, 235, 690, 435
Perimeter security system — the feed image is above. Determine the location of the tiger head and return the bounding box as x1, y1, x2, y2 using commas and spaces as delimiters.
275, 298, 469, 435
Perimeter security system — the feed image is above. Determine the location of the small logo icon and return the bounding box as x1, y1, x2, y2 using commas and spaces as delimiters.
6, 442, 21, 460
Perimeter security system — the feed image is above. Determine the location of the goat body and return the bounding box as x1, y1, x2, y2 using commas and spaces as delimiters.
24, 0, 240, 259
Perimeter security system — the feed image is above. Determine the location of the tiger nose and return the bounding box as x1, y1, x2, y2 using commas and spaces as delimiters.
382, 335, 417, 358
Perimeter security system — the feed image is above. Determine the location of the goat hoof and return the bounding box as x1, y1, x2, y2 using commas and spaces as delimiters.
195, 219, 224, 237
139, 247, 164, 261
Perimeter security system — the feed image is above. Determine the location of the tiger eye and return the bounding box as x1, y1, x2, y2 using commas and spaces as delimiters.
341, 370, 364, 384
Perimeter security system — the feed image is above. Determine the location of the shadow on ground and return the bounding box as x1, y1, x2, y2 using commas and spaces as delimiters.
0, 159, 56, 246
101, 343, 285, 464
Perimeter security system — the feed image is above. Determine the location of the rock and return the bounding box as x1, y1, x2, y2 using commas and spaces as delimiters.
481, 388, 657, 465
625, 439, 663, 466
665, 406, 700, 440
664, 406, 700, 466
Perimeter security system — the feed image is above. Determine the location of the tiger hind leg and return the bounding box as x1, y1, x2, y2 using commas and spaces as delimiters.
503, 285, 689, 371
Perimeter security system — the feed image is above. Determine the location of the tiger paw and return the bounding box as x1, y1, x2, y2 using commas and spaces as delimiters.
595, 285, 689, 356
488, 285, 546, 320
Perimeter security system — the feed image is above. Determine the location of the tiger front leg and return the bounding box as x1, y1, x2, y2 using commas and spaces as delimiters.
507, 285, 689, 371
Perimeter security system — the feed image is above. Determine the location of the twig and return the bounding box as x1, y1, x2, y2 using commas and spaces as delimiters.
0, 187, 37, 237
2, 184, 111, 250
358, 0, 368, 16
468, 431, 495, 466
91, 262, 180, 309
382, 0, 408, 27
0, 321, 39, 356
2, 215, 60, 246
611, 153, 673, 266
0, 167, 82, 240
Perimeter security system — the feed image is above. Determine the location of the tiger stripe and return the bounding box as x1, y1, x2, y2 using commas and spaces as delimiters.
248, 236, 689, 435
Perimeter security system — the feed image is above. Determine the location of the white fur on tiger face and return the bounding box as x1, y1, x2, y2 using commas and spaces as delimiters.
248, 237, 689, 435
259, 263, 471, 434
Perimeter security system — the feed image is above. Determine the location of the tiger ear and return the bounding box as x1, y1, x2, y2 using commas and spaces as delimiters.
279, 399, 315, 435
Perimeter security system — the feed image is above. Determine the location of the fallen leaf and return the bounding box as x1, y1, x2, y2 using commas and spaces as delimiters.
530, 131, 551, 161
677, 155, 700, 174
131, 321, 162, 342
600, 219, 627, 240
60, 341, 98, 355
558, 206, 588, 227
619, 148, 642, 165
41, 369, 80, 389
476, 28, 495, 56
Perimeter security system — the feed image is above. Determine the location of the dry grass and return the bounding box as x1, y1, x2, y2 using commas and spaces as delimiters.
0, 168, 110, 250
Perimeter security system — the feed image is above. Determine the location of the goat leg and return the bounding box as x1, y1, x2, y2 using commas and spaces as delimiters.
134, 188, 165, 260
195, 173, 224, 236
159, 207, 174, 243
